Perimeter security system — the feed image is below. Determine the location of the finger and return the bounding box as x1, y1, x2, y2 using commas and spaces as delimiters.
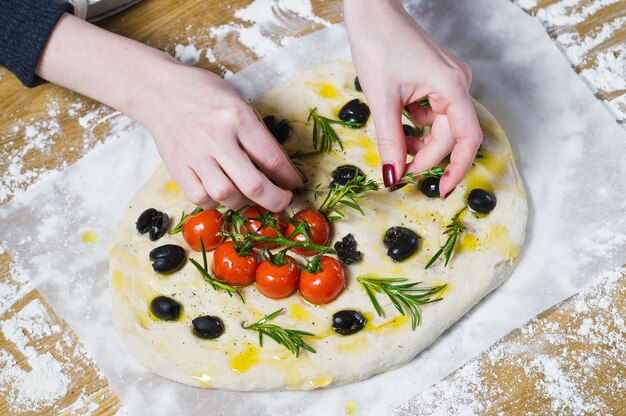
405, 102, 436, 126
214, 144, 292, 212
368, 91, 406, 187
406, 136, 426, 156
196, 156, 249, 209
406, 115, 455, 175
238, 120, 304, 190
173, 165, 218, 210
437, 89, 483, 196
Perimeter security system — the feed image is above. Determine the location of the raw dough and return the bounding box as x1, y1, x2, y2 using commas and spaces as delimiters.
109, 60, 527, 391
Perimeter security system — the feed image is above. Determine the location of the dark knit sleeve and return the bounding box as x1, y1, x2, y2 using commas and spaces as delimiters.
0, 0, 73, 87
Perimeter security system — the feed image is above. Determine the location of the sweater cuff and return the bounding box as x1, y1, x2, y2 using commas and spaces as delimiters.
0, 0, 73, 87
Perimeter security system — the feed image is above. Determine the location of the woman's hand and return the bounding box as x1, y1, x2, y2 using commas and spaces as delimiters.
344, 0, 482, 196
37, 14, 302, 211
134, 63, 303, 211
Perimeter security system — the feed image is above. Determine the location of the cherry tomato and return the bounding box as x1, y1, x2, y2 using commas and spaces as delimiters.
299, 256, 345, 304
240, 206, 287, 249
212, 241, 260, 286
255, 255, 300, 299
182, 209, 225, 252
286, 209, 330, 256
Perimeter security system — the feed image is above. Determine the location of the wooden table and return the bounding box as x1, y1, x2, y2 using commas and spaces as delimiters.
1, 1, 624, 414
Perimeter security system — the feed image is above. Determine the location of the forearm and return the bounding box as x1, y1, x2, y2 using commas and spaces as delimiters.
36, 13, 179, 122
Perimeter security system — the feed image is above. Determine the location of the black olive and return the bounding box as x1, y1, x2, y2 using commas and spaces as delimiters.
334, 234, 362, 265
420, 177, 440, 198
339, 99, 370, 127
330, 165, 364, 188
263, 115, 292, 144
354, 76, 362, 92
383, 226, 420, 262
192, 315, 225, 339
332, 310, 367, 335
149, 244, 186, 274
467, 189, 496, 214
403, 124, 416, 137
136, 208, 158, 234
150, 296, 181, 321
136, 208, 169, 241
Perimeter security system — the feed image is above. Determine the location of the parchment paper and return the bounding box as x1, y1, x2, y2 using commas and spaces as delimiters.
2, 1, 625, 415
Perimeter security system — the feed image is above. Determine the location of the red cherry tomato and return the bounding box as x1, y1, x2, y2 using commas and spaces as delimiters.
286, 209, 330, 256
299, 256, 345, 304
240, 206, 287, 249
255, 255, 300, 299
182, 209, 225, 251
212, 241, 260, 286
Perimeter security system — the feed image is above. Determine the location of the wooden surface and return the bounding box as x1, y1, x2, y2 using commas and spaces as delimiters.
0, 0, 624, 415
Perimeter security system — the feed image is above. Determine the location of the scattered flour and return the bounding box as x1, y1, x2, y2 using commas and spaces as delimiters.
174, 43, 202, 65
511, 0, 626, 126
0, 299, 70, 413
394, 267, 626, 415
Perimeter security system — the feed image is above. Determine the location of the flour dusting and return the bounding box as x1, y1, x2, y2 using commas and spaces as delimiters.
394, 267, 626, 415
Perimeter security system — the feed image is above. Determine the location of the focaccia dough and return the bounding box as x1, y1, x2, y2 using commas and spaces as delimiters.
110, 60, 527, 391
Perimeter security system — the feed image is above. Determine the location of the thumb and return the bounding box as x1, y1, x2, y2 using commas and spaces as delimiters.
369, 96, 406, 188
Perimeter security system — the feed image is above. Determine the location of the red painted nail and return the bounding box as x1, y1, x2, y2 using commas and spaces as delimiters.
443, 188, 455, 199
382, 164, 396, 188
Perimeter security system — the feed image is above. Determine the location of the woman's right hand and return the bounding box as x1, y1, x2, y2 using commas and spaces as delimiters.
37, 14, 303, 212
134, 62, 303, 211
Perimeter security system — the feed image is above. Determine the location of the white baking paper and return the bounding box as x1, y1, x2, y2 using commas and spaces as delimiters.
1, 1, 625, 415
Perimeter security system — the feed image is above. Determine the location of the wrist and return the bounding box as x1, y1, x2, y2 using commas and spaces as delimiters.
36, 13, 181, 123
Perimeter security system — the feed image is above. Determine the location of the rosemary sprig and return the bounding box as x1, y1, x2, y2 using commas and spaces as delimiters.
318, 174, 380, 221
169, 206, 203, 234
417, 97, 430, 107
243, 308, 316, 357
220, 208, 336, 257
188, 237, 244, 302
393, 167, 443, 187
421, 167, 444, 179
308, 108, 362, 154
425, 207, 467, 269
357, 276, 447, 330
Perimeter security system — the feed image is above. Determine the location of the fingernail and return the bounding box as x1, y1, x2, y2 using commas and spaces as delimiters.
382, 164, 396, 188
443, 188, 455, 199
295, 166, 308, 184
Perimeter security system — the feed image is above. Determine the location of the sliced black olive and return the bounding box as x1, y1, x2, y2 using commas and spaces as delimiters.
332, 310, 367, 335
354, 76, 362, 92
339, 99, 370, 127
149, 244, 186, 274
467, 189, 496, 214
383, 226, 420, 262
192, 315, 224, 339
334, 234, 362, 265
330, 165, 364, 188
403, 124, 416, 137
420, 177, 440, 198
150, 296, 181, 321
136, 208, 169, 241
263, 115, 292, 144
